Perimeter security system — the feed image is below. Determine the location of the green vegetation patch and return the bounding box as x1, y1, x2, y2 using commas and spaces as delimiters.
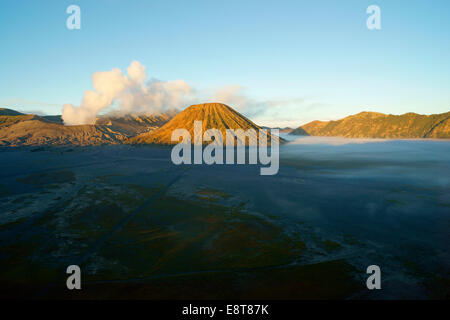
83, 186, 307, 281
386, 199, 405, 205
195, 188, 231, 202
17, 171, 75, 186
321, 240, 342, 253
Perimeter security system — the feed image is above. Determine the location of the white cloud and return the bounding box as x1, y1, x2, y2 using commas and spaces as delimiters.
209, 85, 328, 128
62, 61, 195, 125
61, 61, 328, 128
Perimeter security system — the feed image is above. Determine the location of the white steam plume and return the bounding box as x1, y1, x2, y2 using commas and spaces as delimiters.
62, 61, 194, 125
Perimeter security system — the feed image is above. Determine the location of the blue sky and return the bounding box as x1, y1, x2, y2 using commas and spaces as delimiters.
0, 0, 449, 127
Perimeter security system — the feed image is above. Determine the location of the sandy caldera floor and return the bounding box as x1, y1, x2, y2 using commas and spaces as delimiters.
0, 140, 448, 299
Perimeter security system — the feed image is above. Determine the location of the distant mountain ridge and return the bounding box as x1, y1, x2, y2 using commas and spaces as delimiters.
290, 111, 450, 139
0, 108, 174, 146
94, 113, 176, 136
261, 126, 293, 134
1, 107, 449, 147
0, 108, 24, 116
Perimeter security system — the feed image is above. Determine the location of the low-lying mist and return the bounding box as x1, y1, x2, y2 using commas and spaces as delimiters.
281, 137, 450, 188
